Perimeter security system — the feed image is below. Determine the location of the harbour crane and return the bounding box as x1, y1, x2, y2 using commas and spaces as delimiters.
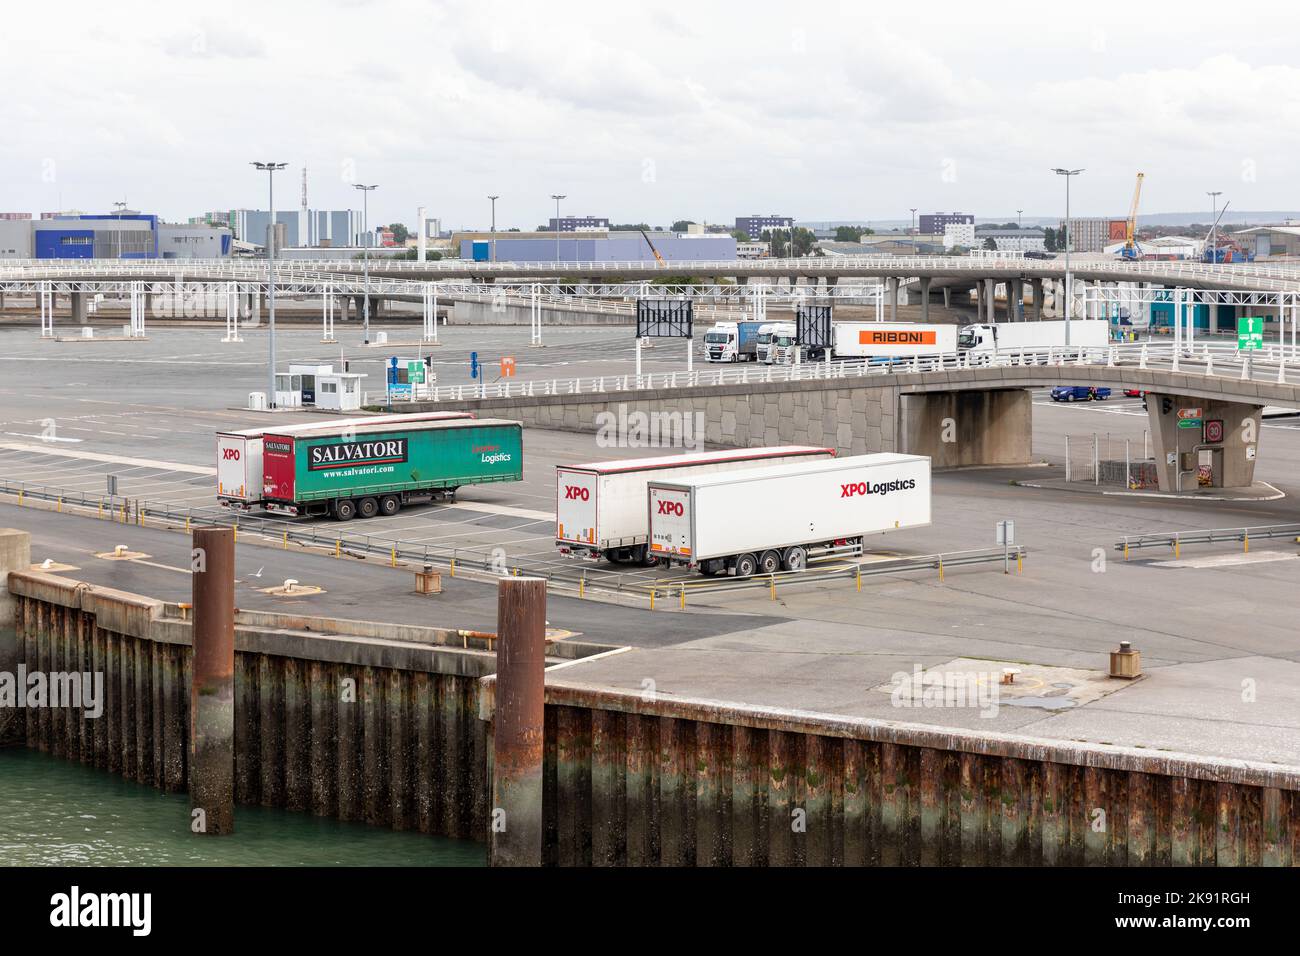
639, 228, 666, 266
1121, 172, 1145, 260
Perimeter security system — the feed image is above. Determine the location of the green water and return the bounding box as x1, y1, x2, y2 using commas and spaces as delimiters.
0, 748, 484, 867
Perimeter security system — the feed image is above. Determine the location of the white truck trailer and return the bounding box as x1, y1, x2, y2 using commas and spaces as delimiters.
832, 322, 958, 360
703, 320, 764, 363
555, 446, 835, 564
957, 319, 1109, 353
648, 453, 932, 576
758, 322, 795, 363
216, 411, 473, 509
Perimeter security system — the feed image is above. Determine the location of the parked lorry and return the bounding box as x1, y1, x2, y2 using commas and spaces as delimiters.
648, 453, 932, 577
759, 321, 796, 363
261, 417, 522, 519
832, 322, 958, 361
703, 320, 764, 363
216, 412, 473, 510
957, 319, 1109, 353
555, 446, 834, 564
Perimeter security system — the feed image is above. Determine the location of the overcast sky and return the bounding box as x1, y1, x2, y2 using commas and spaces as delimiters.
2, 0, 1298, 229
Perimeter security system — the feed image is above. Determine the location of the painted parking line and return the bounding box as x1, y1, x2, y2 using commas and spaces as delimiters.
0, 442, 216, 475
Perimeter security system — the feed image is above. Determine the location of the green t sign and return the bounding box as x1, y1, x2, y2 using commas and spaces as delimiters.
1238, 316, 1264, 351
407, 361, 425, 384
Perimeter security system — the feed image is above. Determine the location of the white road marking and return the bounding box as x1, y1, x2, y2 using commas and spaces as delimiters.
0, 442, 214, 475
444, 500, 553, 521
1152, 550, 1299, 569
3, 432, 83, 443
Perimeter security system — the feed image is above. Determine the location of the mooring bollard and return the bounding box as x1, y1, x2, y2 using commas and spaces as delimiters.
490, 576, 546, 867
190, 527, 235, 835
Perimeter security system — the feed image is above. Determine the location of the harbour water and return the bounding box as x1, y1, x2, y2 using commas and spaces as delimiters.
0, 748, 483, 867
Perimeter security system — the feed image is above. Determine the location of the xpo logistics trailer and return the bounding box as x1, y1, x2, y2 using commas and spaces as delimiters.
555, 446, 835, 565
261, 417, 523, 520
648, 453, 931, 577
216, 411, 474, 510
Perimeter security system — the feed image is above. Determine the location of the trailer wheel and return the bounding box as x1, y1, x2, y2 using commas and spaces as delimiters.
733, 553, 758, 578
334, 499, 357, 521
357, 497, 379, 519
379, 495, 401, 517
637, 546, 658, 567
758, 550, 781, 575
782, 546, 808, 571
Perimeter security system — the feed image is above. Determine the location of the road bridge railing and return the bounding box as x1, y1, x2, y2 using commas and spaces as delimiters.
1115, 524, 1300, 559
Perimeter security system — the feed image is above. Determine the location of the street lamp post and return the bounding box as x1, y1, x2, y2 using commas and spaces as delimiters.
354, 183, 378, 344
251, 162, 287, 407
1207, 191, 1223, 263
1052, 168, 1084, 346
1017, 208, 1023, 229
550, 194, 565, 264
113, 200, 127, 259
488, 195, 500, 263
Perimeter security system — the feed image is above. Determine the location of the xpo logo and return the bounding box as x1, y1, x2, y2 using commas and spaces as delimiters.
841, 482, 870, 497
841, 477, 918, 498
657, 500, 684, 516
222, 448, 241, 461
563, 486, 590, 501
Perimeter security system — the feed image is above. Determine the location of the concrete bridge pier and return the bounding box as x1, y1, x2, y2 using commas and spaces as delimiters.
0, 528, 31, 745
887, 277, 898, 322
1032, 279, 1044, 321
942, 287, 951, 309
902, 388, 1032, 468
984, 278, 996, 323
1145, 392, 1264, 492
70, 291, 88, 324
919, 277, 932, 323
1009, 279, 1023, 321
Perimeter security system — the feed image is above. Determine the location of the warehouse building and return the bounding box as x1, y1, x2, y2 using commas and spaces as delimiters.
0, 212, 232, 259
1060, 217, 1127, 253
459, 230, 735, 263
1232, 224, 1300, 259
735, 214, 793, 239
229, 209, 362, 248
919, 212, 974, 236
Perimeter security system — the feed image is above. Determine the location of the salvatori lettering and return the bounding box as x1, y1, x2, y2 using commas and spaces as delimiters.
0, 666, 104, 718
50, 886, 151, 936
309, 439, 408, 470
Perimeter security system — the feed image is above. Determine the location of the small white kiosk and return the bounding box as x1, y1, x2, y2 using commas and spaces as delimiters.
273, 364, 367, 411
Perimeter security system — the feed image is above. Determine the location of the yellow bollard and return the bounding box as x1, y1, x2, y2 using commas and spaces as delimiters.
391, 547, 397, 568
579, 576, 585, 598
283, 530, 288, 549
98, 501, 103, 519
938, 557, 944, 583
1017, 552, 1023, 574
1123, 541, 1129, 561
57, 497, 62, 513
232, 524, 237, 543
335, 540, 341, 558
650, 588, 656, 611
17, 490, 23, 506
680, 584, 686, 610
1243, 533, 1250, 554
1174, 538, 1180, 559
769, 575, 776, 601
450, 558, 456, 577
185, 515, 191, 533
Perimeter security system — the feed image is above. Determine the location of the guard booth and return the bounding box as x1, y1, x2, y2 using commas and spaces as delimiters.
273, 363, 335, 408
315, 371, 366, 411
386, 355, 436, 402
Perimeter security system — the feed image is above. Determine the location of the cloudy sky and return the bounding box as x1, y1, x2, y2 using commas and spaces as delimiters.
2, 0, 1298, 229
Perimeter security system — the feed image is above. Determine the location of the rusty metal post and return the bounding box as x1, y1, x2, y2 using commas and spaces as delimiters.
490, 576, 546, 866
190, 527, 235, 835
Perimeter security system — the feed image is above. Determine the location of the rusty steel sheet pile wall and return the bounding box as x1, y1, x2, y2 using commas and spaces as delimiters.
8, 572, 491, 841
532, 690, 1300, 866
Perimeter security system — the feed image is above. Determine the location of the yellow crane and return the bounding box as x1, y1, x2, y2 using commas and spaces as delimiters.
1122, 172, 1145, 260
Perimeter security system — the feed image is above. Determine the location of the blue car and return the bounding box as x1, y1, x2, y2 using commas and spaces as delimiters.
1051, 385, 1111, 402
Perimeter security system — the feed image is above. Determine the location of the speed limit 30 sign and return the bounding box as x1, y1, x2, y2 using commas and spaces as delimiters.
1204, 419, 1224, 444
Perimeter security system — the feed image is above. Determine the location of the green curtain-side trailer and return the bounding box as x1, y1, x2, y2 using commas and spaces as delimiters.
262, 417, 523, 519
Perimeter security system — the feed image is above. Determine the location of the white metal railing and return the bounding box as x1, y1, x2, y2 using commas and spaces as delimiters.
378, 341, 1300, 408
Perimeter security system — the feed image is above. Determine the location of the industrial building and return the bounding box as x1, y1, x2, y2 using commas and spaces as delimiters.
0, 212, 231, 260
734, 214, 793, 239
919, 212, 974, 235
1060, 217, 1127, 253
459, 230, 735, 263
547, 216, 610, 232
1232, 224, 1300, 259
942, 222, 976, 250
975, 229, 1047, 253
226, 209, 363, 248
